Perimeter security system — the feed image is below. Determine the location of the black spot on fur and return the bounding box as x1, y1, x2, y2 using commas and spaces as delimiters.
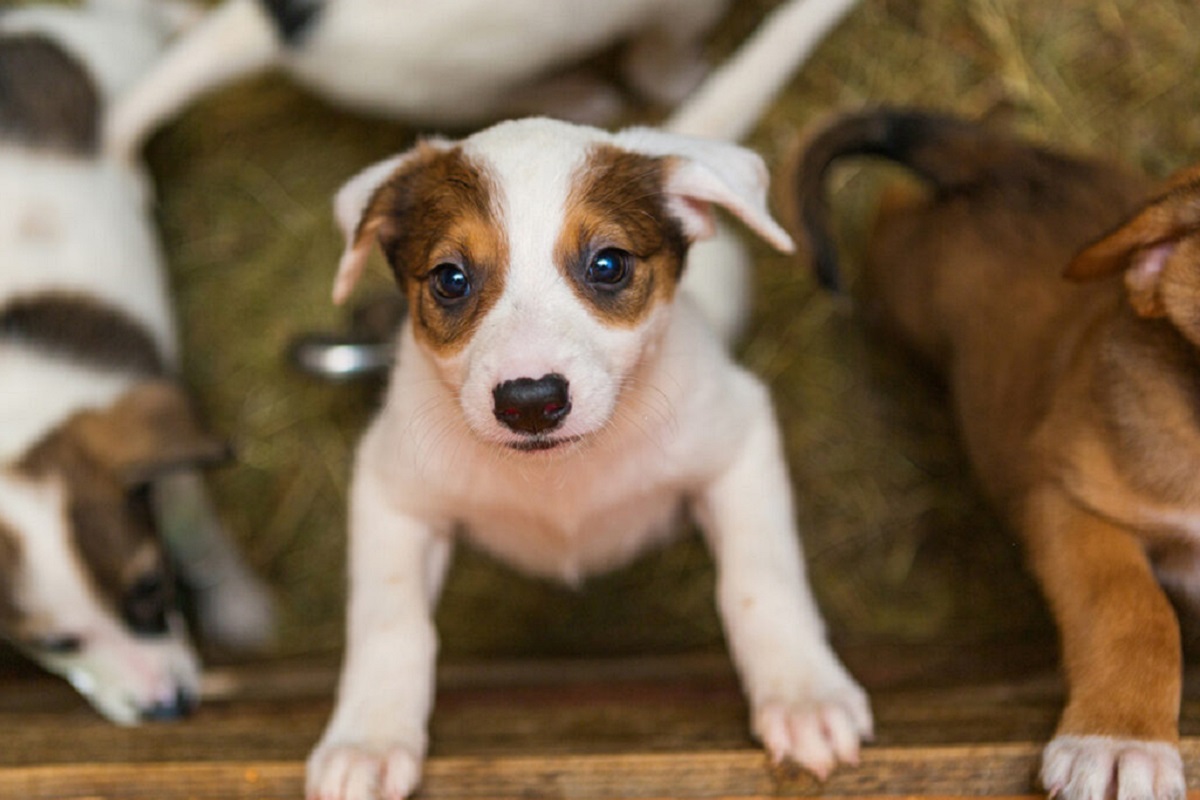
0, 34, 99, 154
257, 0, 324, 44
0, 294, 166, 377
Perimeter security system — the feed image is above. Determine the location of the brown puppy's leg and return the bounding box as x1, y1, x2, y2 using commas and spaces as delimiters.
1023, 486, 1184, 799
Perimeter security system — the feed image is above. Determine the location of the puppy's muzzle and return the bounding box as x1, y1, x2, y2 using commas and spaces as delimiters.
492, 374, 571, 435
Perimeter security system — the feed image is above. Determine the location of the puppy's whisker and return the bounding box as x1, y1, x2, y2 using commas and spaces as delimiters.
614, 397, 672, 449
408, 397, 469, 480
619, 374, 679, 432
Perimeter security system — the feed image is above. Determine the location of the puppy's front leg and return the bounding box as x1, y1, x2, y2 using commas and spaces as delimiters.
152, 471, 275, 651
1025, 487, 1184, 800
695, 386, 871, 779
308, 441, 453, 800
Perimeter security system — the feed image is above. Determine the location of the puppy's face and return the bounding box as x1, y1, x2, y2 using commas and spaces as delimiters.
334, 118, 793, 452
0, 382, 227, 724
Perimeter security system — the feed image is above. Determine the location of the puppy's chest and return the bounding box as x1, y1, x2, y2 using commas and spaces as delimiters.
453, 462, 690, 584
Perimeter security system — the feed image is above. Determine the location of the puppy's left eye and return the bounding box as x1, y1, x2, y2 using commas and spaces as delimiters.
431, 263, 471, 303
586, 248, 631, 287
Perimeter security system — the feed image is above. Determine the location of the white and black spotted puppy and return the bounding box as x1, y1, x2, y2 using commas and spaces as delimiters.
307, 2, 867, 798
0, 0, 273, 724
105, 0, 733, 158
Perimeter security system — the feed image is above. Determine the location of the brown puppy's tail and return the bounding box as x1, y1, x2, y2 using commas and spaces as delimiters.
795, 108, 1005, 291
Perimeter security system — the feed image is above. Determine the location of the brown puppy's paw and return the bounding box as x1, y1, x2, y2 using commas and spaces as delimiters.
1041, 735, 1184, 800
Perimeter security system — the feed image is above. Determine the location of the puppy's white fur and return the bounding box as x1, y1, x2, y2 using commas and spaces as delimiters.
0, 156, 174, 443
1042, 736, 1186, 800
0, 0, 271, 722
105, 0, 730, 157
309, 2, 865, 797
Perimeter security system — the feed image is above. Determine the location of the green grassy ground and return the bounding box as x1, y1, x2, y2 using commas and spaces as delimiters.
136, 0, 1200, 660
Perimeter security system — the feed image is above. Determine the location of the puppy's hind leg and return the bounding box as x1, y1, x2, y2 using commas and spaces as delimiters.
153, 471, 276, 651
104, 0, 280, 158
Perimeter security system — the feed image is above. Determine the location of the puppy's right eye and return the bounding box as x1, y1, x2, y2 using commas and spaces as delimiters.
586, 248, 631, 287
430, 263, 471, 303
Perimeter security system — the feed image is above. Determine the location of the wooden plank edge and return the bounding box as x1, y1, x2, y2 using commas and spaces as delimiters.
8, 743, 1200, 799
0, 744, 1046, 799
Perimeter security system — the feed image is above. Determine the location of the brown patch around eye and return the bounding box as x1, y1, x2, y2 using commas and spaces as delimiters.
358, 145, 508, 355
557, 145, 688, 327
0, 516, 22, 630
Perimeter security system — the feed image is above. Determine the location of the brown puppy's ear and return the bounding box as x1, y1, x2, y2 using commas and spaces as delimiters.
71, 381, 231, 486
1066, 164, 1200, 317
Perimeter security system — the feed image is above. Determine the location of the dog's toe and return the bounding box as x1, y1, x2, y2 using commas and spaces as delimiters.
307, 742, 422, 800
754, 690, 872, 780
1042, 735, 1184, 800
381, 748, 421, 798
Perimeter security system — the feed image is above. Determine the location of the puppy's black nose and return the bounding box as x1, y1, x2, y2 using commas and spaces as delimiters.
493, 373, 570, 434
140, 687, 197, 722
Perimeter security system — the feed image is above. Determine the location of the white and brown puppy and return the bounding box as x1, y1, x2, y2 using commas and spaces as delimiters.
0, 0, 272, 724
104, 0, 736, 158
307, 1, 867, 798
794, 108, 1200, 800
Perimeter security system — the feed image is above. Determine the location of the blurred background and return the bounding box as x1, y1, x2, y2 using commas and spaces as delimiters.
68, 0, 1200, 664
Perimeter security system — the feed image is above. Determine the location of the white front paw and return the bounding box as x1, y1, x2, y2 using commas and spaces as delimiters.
306, 741, 423, 800
1042, 735, 1185, 800
753, 683, 873, 780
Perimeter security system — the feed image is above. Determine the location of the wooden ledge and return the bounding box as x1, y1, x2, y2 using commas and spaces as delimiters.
4, 645, 1199, 798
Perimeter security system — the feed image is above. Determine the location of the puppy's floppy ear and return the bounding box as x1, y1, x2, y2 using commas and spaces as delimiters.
331, 154, 410, 306
1066, 164, 1200, 317
612, 127, 795, 253
331, 140, 452, 305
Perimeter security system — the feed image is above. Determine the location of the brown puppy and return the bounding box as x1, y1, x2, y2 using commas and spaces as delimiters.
793, 108, 1199, 800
